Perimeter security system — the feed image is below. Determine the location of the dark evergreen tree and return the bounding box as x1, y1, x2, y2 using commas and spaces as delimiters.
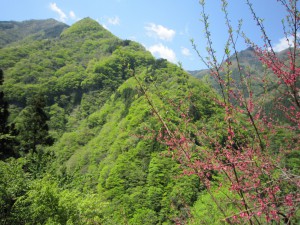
18, 95, 54, 153
0, 69, 17, 159
0, 69, 9, 134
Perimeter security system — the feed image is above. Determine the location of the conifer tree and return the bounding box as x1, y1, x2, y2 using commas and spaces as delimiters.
0, 69, 9, 134
18, 95, 53, 153
0, 69, 16, 159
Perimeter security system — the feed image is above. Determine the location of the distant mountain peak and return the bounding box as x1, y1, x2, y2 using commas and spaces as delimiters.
73, 17, 100, 26
60, 17, 113, 39
245, 46, 255, 52
0, 19, 69, 47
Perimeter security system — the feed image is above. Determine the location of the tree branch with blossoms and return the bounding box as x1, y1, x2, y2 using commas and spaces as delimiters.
135, 0, 300, 224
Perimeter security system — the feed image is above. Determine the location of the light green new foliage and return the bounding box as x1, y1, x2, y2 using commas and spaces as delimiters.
11, 175, 106, 225
0, 17, 225, 224
48, 103, 67, 139
45, 61, 201, 223
0, 158, 29, 224
188, 185, 238, 225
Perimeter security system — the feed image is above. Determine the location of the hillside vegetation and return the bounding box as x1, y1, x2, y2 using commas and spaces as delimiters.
0, 18, 222, 224
0, 19, 69, 48
0, 17, 299, 224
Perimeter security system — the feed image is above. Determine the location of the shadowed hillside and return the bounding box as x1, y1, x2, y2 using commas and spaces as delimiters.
0, 19, 69, 47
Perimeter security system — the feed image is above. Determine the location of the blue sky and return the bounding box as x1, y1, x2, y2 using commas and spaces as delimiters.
1, 0, 289, 70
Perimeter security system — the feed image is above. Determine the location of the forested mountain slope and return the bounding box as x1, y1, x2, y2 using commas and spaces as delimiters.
1, 18, 298, 224
1, 18, 145, 124
0, 18, 221, 224
0, 19, 69, 48
189, 47, 297, 94
189, 46, 300, 122
189, 47, 265, 92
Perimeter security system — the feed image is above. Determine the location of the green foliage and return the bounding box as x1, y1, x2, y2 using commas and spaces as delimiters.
16, 95, 53, 153
0, 69, 12, 159
188, 185, 238, 225
0, 158, 29, 224
285, 149, 300, 175
0, 19, 68, 48
61, 17, 112, 39
129, 208, 158, 225
12, 177, 78, 224
0, 17, 223, 224
48, 103, 67, 139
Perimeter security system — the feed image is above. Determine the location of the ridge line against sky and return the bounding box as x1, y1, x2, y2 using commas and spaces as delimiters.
1, 0, 290, 70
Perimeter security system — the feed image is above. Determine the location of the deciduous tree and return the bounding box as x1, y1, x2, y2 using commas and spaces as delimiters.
139, 0, 300, 224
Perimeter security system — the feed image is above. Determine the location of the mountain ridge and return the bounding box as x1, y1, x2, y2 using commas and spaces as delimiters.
188, 46, 290, 79
0, 18, 219, 224
0, 19, 69, 47
1, 18, 298, 224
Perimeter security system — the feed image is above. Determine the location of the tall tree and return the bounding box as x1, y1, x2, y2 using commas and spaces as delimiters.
140, 0, 300, 224
0, 69, 16, 159
18, 95, 53, 153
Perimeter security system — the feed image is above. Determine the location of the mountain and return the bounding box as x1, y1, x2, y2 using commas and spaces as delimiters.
189, 47, 263, 83
0, 18, 220, 224
0, 19, 69, 47
1, 18, 298, 224
188, 47, 291, 93
188, 47, 287, 112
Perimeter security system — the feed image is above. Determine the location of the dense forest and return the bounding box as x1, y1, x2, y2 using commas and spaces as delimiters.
0, 15, 299, 225
0, 18, 220, 224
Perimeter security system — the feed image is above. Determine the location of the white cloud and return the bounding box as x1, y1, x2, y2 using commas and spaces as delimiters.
108, 16, 120, 25
148, 43, 177, 63
181, 47, 191, 56
272, 37, 291, 52
49, 3, 67, 22
272, 34, 300, 52
103, 24, 109, 30
69, 11, 76, 20
145, 23, 175, 41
